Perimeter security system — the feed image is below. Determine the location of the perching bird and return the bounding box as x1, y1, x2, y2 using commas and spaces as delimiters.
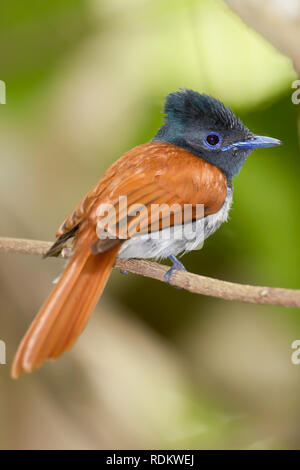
11, 89, 281, 378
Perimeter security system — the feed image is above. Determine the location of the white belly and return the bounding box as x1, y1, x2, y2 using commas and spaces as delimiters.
118, 186, 233, 261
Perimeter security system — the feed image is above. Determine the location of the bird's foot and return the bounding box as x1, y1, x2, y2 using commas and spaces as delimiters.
120, 269, 129, 275
164, 254, 186, 285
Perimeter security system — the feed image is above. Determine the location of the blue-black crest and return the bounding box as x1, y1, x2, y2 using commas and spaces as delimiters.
164, 89, 248, 133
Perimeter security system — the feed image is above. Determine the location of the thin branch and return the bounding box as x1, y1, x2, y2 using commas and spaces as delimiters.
224, 0, 300, 75
0, 236, 299, 308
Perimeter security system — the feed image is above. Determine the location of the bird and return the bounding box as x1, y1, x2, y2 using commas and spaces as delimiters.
11, 89, 281, 378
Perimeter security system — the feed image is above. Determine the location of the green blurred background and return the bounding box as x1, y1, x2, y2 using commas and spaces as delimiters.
0, 0, 300, 450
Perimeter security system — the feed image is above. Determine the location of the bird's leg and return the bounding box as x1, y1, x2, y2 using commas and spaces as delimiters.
120, 269, 129, 275
164, 254, 186, 284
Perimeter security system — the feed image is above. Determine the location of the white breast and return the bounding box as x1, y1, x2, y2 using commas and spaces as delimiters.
118, 185, 233, 261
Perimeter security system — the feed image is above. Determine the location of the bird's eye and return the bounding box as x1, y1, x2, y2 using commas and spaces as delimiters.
203, 132, 222, 149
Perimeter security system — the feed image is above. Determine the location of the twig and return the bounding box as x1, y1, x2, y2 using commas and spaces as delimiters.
224, 0, 300, 75
0, 236, 299, 308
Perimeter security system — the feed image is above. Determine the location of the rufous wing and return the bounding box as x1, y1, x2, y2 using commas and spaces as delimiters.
65, 142, 228, 245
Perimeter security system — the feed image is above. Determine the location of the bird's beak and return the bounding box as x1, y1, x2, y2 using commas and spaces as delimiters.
222, 135, 282, 152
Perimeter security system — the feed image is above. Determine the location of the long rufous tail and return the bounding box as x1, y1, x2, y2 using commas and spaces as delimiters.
11, 238, 119, 378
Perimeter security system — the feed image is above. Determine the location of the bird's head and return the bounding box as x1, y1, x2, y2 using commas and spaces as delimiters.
153, 89, 281, 179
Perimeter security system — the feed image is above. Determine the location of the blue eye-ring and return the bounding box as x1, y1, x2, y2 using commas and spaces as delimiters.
203, 132, 222, 150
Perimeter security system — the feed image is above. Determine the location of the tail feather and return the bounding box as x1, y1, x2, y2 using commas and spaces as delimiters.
11, 240, 119, 379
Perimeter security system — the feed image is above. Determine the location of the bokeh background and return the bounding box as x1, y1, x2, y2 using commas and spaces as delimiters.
0, 0, 300, 450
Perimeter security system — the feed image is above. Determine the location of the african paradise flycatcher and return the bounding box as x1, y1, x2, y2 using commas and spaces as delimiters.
11, 89, 281, 378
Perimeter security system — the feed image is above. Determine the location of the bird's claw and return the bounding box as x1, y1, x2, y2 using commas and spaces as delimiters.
164, 255, 186, 287
120, 269, 129, 275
